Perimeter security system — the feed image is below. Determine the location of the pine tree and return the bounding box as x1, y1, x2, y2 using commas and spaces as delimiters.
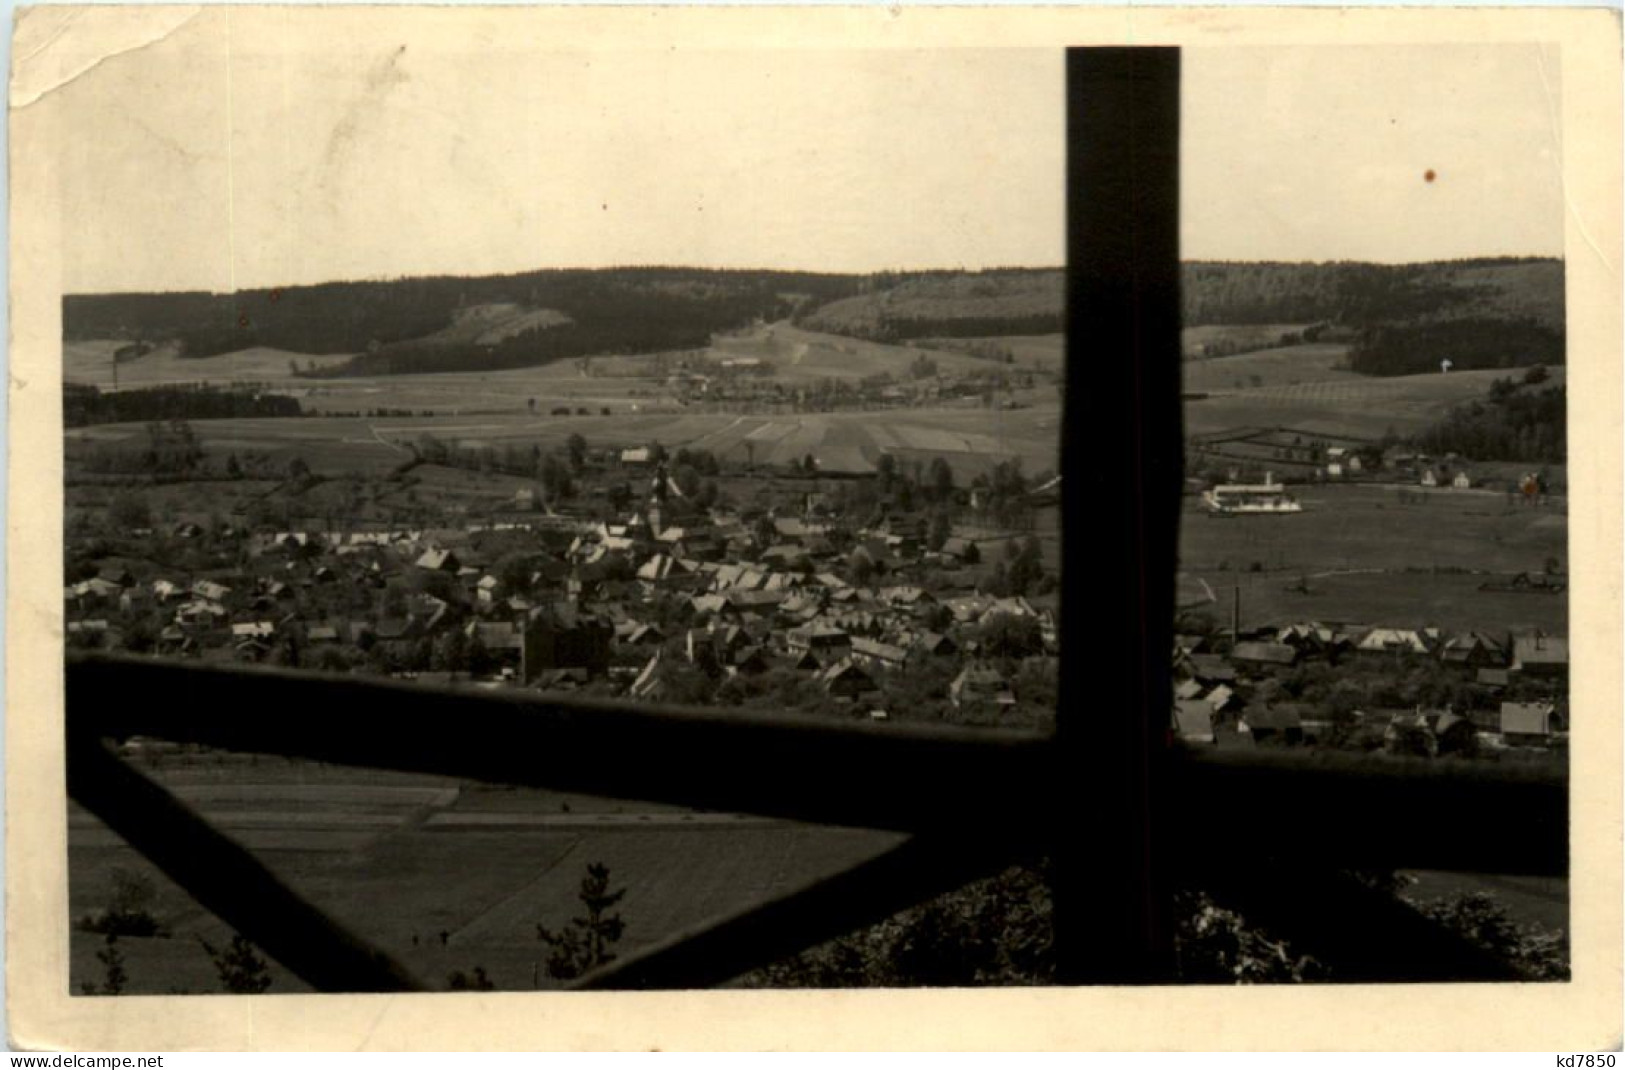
536, 863, 628, 981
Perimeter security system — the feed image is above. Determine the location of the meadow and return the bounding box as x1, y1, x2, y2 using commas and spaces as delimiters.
1176, 483, 1568, 633
65, 402, 1063, 483
70, 754, 900, 994
1184, 364, 1563, 439
1182, 343, 1359, 393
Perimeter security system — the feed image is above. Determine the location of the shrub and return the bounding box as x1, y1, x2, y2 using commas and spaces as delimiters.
75, 868, 166, 938
200, 932, 273, 994
447, 966, 497, 991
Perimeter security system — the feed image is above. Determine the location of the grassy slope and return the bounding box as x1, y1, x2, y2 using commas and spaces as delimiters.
1184, 365, 1565, 439
705, 323, 998, 381
65, 341, 355, 387
798, 271, 1062, 338
70, 759, 899, 994
416, 304, 574, 347
1183, 343, 1359, 393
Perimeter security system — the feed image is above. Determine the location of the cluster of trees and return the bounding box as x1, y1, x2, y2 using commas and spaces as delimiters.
825, 455, 1034, 532
745, 860, 1566, 987
971, 459, 1035, 530
74, 421, 206, 478
65, 383, 302, 428
409, 433, 589, 501
1189, 323, 1329, 360
1348, 318, 1565, 377
76, 869, 275, 996
413, 433, 731, 514
1413, 378, 1565, 463
919, 338, 1018, 364
981, 538, 1049, 598
748, 862, 1056, 987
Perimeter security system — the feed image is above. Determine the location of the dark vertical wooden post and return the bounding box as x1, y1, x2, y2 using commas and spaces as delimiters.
1056, 47, 1183, 983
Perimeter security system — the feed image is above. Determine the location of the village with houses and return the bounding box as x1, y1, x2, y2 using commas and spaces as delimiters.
62, 420, 1569, 764
64, 439, 1065, 732
1170, 616, 1568, 757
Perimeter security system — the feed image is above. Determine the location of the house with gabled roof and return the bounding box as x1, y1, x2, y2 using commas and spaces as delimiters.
1355, 627, 1432, 658
1439, 631, 1507, 670
950, 665, 1016, 711
1511, 634, 1569, 679
850, 637, 908, 670
1240, 704, 1305, 744
191, 579, 232, 603
818, 657, 875, 699
725, 589, 783, 616
1500, 701, 1563, 744
1231, 641, 1299, 672
1275, 622, 1339, 653
1205, 684, 1239, 714
415, 548, 461, 573
787, 624, 852, 661
521, 602, 612, 682
1179, 653, 1236, 685
1173, 700, 1216, 744
636, 553, 677, 583
723, 645, 768, 677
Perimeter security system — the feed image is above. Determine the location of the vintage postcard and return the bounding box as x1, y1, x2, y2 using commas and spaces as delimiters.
7, 4, 1621, 1051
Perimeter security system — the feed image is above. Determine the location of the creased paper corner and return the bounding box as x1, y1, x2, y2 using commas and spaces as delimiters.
11, 6, 203, 110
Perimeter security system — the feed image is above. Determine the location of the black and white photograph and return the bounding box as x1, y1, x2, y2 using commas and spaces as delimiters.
8, 4, 1621, 1052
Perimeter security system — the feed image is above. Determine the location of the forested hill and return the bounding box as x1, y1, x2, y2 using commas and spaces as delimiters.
1188, 258, 1566, 376
62, 268, 864, 376
64, 257, 1563, 378
1182, 258, 1563, 329
796, 258, 1564, 377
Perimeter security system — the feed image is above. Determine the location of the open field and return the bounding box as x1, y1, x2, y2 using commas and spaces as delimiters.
65, 341, 356, 387
66, 402, 1062, 482
912, 334, 1065, 373
1182, 343, 1358, 393
1184, 364, 1564, 439
65, 323, 1013, 413
1177, 483, 1567, 632
1177, 568, 1569, 635
69, 756, 901, 994
705, 324, 996, 382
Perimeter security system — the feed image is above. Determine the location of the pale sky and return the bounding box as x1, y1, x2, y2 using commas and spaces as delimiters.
39, 11, 1562, 294
1182, 44, 1565, 263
